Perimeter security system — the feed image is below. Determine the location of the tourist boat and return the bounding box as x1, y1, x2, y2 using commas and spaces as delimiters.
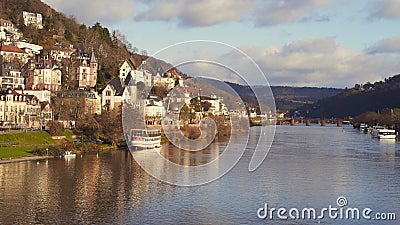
63, 151, 76, 158
128, 129, 161, 149
371, 127, 397, 139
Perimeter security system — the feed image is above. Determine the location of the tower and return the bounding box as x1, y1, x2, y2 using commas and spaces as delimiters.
89, 50, 97, 88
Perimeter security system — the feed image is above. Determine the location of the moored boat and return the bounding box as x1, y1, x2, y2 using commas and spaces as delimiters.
128, 129, 161, 149
371, 127, 397, 139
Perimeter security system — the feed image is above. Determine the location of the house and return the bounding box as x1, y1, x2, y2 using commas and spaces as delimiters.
129, 69, 153, 87
153, 76, 176, 90
0, 19, 22, 42
15, 90, 51, 102
22, 11, 43, 29
24, 59, 62, 91
119, 58, 137, 83
0, 45, 28, 63
0, 88, 41, 128
75, 50, 97, 88
145, 95, 165, 125
0, 59, 24, 89
99, 77, 124, 111
200, 95, 228, 116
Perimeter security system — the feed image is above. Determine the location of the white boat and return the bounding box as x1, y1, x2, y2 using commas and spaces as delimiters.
371, 127, 397, 139
63, 151, 76, 158
359, 123, 368, 130
128, 129, 161, 149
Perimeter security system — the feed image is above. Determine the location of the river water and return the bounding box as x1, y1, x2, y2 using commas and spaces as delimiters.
0, 125, 399, 224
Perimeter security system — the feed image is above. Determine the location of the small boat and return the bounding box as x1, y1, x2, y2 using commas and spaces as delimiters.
359, 123, 368, 130
63, 151, 76, 158
128, 129, 161, 149
372, 127, 397, 139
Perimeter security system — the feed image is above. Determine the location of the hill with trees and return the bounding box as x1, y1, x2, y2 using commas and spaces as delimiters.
296, 74, 400, 118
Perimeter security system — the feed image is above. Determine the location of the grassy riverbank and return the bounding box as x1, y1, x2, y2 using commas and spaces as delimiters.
0, 131, 56, 159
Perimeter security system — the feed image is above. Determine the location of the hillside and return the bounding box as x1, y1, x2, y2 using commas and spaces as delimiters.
226, 82, 342, 111
297, 74, 400, 118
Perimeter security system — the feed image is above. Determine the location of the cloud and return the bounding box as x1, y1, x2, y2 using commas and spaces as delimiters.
254, 0, 331, 26
41, 0, 135, 25
367, 37, 400, 54
369, 0, 400, 19
134, 0, 331, 27
134, 0, 252, 27
234, 37, 400, 87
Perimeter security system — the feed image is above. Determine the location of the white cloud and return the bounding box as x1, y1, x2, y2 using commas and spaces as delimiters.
135, 0, 252, 27
236, 37, 400, 87
41, 0, 135, 25
254, 0, 331, 26
367, 37, 400, 54
134, 0, 331, 27
369, 0, 400, 19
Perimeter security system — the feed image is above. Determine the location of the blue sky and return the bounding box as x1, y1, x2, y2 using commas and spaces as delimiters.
42, 0, 400, 87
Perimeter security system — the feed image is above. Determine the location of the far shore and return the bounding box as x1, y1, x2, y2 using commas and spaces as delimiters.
0, 156, 54, 165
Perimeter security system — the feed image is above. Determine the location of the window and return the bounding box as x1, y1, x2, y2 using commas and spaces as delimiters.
106, 91, 111, 96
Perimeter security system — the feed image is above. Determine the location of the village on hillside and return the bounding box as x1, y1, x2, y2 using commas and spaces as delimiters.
0, 11, 251, 132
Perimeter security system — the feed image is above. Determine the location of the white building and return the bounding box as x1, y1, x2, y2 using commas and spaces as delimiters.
0, 45, 28, 63
22, 11, 43, 29
15, 41, 43, 56
0, 60, 24, 89
0, 19, 22, 43
99, 77, 124, 111
15, 90, 51, 102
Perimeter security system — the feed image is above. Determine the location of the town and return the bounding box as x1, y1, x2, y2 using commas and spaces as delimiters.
0, 11, 245, 136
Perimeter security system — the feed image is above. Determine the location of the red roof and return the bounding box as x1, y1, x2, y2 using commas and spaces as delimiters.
0, 45, 25, 53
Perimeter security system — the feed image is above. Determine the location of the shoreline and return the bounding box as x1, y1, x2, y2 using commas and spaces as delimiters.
0, 156, 54, 165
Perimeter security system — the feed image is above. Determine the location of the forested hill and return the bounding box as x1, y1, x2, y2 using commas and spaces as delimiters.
225, 82, 342, 111
297, 74, 400, 118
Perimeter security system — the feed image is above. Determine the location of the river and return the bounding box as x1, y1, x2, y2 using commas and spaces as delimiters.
0, 125, 399, 224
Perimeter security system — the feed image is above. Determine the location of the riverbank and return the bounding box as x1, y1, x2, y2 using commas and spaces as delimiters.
0, 156, 54, 164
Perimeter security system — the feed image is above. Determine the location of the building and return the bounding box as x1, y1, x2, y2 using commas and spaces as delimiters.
22, 11, 43, 29
0, 45, 28, 63
145, 95, 165, 125
119, 58, 136, 83
0, 19, 22, 43
15, 41, 43, 56
56, 90, 101, 117
15, 90, 51, 102
24, 59, 62, 91
153, 76, 176, 90
75, 50, 97, 88
0, 88, 41, 128
99, 77, 124, 111
0, 59, 24, 89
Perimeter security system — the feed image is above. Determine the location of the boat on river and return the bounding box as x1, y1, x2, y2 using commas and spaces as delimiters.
128, 129, 161, 149
63, 151, 76, 158
371, 127, 397, 139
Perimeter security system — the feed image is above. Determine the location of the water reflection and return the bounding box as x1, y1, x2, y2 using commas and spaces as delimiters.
0, 126, 399, 224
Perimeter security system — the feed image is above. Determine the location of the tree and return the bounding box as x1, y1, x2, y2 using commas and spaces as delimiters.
76, 115, 100, 138
96, 108, 123, 146
46, 121, 64, 136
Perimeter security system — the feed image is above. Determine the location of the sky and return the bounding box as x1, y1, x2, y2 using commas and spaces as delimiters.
41, 0, 400, 88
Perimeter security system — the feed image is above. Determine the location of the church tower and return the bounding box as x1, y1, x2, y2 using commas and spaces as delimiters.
89, 50, 98, 88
